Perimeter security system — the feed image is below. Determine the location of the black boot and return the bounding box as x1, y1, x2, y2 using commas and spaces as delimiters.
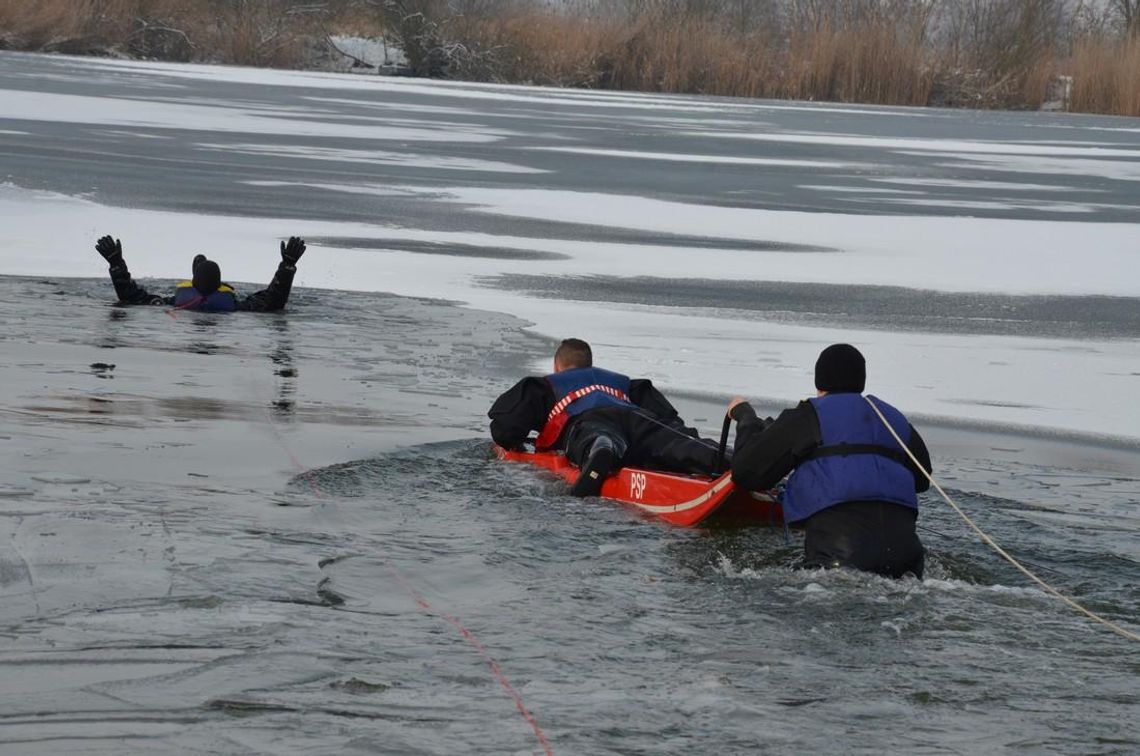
569, 436, 619, 497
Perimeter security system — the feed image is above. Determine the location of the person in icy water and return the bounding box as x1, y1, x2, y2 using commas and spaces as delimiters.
489, 338, 727, 497
726, 344, 932, 579
94, 234, 306, 312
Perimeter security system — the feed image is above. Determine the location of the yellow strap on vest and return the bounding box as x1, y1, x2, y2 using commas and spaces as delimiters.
176, 281, 235, 293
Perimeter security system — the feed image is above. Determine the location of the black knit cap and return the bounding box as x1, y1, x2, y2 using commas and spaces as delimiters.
814, 343, 866, 393
192, 258, 222, 295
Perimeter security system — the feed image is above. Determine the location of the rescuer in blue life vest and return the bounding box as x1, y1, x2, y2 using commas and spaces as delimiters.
489, 338, 727, 497
727, 344, 932, 578
94, 234, 306, 312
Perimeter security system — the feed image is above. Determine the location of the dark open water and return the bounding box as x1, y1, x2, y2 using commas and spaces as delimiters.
0, 277, 1136, 754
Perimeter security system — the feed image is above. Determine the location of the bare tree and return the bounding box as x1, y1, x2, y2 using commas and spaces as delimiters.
1112, 0, 1140, 33
363, 0, 510, 76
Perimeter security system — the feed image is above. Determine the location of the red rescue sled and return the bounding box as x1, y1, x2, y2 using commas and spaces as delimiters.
495, 446, 782, 527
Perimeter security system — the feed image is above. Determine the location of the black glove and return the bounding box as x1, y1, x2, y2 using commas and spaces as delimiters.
728, 401, 752, 422
280, 237, 306, 266
96, 235, 123, 266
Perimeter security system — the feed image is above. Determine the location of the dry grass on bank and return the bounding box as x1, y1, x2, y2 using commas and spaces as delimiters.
783, 21, 933, 106
1067, 35, 1140, 117
599, 16, 778, 97
0, 0, 378, 67
0, 0, 110, 45
2, 1, 1138, 116
464, 13, 934, 106
463, 13, 1140, 116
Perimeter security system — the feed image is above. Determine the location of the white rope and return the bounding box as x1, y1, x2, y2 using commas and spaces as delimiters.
864, 395, 1139, 643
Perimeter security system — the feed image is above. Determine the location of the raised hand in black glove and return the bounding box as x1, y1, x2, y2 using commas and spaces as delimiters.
280, 237, 306, 266
96, 235, 124, 266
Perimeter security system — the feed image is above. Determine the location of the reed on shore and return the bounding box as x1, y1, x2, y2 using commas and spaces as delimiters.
1, 0, 1137, 117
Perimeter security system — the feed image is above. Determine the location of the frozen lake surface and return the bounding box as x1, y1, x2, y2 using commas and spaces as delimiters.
1, 52, 1138, 753
1, 52, 1139, 441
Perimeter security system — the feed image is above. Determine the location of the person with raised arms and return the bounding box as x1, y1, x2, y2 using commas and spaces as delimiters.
94, 234, 306, 312
489, 338, 727, 497
727, 343, 932, 578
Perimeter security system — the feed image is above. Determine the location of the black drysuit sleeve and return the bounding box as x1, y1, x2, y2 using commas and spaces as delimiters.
628, 379, 701, 438
236, 262, 297, 312
731, 401, 816, 491
106, 256, 295, 311
107, 261, 172, 306
488, 377, 555, 449
903, 426, 933, 493
730, 400, 932, 493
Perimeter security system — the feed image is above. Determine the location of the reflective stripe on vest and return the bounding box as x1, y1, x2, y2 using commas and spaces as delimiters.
534, 368, 633, 450
782, 393, 918, 523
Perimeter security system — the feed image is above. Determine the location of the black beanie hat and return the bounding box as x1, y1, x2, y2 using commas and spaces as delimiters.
815, 343, 866, 393
192, 259, 222, 295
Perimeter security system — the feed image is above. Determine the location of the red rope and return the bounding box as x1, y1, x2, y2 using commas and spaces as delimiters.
268, 421, 553, 753
385, 564, 555, 756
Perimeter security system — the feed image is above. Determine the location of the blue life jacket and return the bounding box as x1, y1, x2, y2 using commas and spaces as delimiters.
783, 393, 918, 523
535, 367, 634, 450
173, 281, 238, 312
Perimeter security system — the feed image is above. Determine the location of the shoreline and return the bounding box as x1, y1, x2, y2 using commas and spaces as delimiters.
3, 47, 1139, 121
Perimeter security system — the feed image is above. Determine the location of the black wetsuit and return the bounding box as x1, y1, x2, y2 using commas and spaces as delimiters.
731, 400, 932, 578
107, 259, 297, 312
489, 376, 726, 475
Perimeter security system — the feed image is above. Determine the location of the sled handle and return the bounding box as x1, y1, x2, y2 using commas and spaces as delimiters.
713, 414, 732, 475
